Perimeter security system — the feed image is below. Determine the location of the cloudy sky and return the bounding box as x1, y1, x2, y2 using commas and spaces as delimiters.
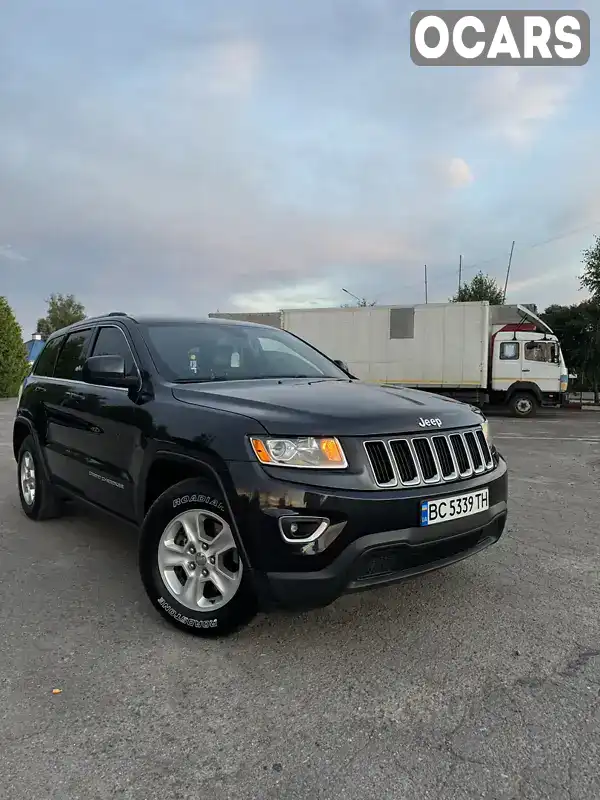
1, 0, 598, 335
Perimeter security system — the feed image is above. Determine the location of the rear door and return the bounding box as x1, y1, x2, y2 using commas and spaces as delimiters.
72, 323, 147, 519
19, 334, 67, 475
44, 327, 95, 494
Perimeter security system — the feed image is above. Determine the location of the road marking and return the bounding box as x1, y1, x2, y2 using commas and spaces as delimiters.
495, 434, 600, 443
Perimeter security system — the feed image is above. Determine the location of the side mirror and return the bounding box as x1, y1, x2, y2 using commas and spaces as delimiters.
82, 355, 139, 388
333, 359, 349, 373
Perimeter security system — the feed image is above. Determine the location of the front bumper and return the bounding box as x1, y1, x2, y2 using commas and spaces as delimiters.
228, 453, 508, 611
262, 509, 506, 610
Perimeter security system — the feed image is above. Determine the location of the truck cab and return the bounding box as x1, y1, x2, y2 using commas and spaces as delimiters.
489, 305, 568, 417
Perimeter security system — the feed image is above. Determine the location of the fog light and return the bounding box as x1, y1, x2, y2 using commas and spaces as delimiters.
278, 516, 329, 544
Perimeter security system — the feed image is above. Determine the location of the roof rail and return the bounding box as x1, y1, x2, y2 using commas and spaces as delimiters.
107, 311, 128, 316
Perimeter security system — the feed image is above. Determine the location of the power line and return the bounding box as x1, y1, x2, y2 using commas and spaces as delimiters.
363, 218, 600, 303
461, 219, 600, 276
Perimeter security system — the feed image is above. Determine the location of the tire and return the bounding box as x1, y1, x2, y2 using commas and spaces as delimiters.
509, 392, 537, 418
139, 478, 258, 637
17, 435, 63, 520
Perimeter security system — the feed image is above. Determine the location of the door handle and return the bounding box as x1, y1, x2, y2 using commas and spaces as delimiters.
34, 385, 46, 393
65, 390, 85, 401
522, 369, 530, 373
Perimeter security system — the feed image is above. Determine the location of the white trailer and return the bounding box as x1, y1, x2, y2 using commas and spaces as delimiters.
281, 303, 489, 391
209, 302, 569, 417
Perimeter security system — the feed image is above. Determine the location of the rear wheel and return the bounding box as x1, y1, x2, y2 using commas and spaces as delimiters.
139, 478, 258, 637
509, 392, 537, 418
17, 435, 63, 520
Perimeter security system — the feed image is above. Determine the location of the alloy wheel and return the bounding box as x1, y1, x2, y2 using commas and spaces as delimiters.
20, 451, 36, 506
157, 509, 243, 612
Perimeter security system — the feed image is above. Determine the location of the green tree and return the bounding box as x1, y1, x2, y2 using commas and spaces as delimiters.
36, 293, 86, 340
450, 271, 505, 305
580, 234, 600, 298
341, 298, 377, 308
0, 296, 29, 398
340, 289, 377, 308
542, 300, 600, 402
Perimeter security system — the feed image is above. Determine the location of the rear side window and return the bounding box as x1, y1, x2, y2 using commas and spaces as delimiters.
54, 329, 93, 380
32, 335, 65, 377
91, 326, 138, 376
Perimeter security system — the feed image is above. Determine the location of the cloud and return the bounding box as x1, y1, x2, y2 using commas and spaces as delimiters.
209, 39, 261, 96
475, 67, 577, 147
230, 279, 342, 311
445, 157, 474, 188
0, 0, 598, 336
0, 244, 27, 262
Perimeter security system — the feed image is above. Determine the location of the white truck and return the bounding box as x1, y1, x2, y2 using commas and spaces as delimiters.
209, 302, 569, 417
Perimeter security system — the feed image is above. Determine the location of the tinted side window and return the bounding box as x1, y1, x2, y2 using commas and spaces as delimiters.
54, 329, 93, 380
32, 335, 65, 377
91, 326, 137, 376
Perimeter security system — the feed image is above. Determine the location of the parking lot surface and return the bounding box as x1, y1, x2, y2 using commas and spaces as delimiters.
1, 399, 599, 800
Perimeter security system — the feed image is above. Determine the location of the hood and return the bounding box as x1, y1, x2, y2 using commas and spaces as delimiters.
171, 378, 481, 436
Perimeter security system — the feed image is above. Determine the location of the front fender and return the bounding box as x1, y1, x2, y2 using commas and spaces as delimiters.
505, 381, 543, 403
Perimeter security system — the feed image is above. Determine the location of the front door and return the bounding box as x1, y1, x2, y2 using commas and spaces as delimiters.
72, 324, 149, 521
521, 339, 561, 394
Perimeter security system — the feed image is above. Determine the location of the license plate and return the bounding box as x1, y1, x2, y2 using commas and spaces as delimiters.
420, 487, 489, 527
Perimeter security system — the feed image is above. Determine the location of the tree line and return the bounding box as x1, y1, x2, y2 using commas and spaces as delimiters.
0, 294, 86, 398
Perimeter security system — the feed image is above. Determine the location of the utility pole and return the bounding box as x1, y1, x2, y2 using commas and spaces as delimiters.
424, 264, 428, 303
458, 254, 462, 294
503, 240, 516, 302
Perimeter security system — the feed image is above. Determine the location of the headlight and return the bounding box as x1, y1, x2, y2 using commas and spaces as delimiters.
481, 419, 492, 446
250, 436, 348, 469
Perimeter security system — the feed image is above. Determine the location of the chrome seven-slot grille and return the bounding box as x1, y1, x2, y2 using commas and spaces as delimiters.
363, 426, 494, 489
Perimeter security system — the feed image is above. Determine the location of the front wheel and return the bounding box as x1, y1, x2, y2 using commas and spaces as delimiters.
509, 392, 537, 418
139, 478, 258, 637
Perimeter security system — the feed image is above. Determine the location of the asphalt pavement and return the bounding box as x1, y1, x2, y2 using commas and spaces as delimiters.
1, 399, 599, 800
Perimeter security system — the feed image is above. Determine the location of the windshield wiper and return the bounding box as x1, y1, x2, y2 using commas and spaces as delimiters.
173, 377, 223, 384
264, 375, 346, 380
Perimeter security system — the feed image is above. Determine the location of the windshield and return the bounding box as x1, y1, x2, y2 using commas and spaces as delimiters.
140, 322, 350, 383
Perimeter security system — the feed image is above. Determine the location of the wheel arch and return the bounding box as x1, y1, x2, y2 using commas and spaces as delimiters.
139, 450, 251, 569
13, 416, 48, 476
13, 418, 32, 461
504, 381, 542, 404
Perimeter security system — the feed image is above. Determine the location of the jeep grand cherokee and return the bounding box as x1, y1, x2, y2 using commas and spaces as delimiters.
14, 312, 508, 636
